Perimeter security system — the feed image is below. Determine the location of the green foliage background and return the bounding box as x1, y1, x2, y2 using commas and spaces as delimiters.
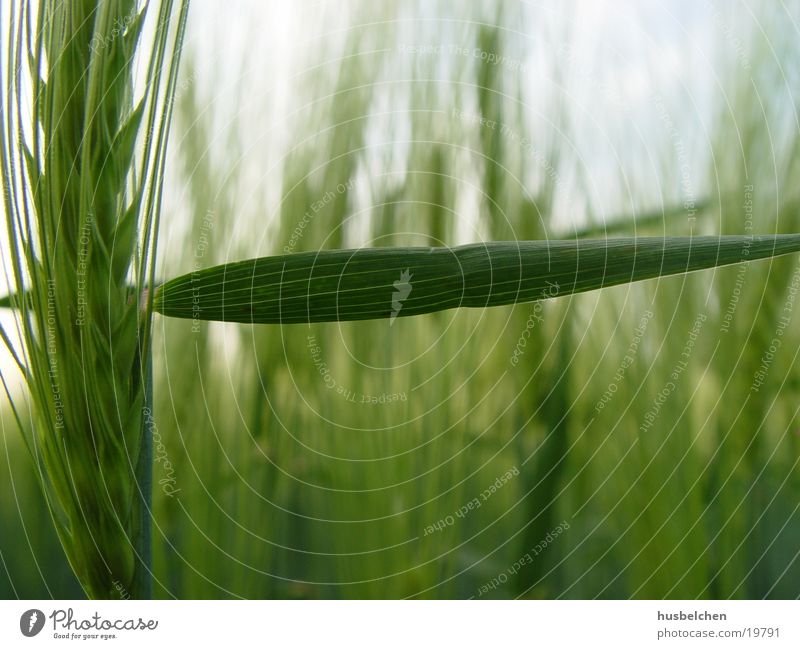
2, 1, 800, 598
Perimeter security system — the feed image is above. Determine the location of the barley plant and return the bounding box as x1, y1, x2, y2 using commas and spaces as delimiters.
2, 1, 800, 599
0, 0, 188, 598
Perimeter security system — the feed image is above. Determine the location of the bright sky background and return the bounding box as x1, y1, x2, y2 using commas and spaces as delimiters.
0, 0, 770, 387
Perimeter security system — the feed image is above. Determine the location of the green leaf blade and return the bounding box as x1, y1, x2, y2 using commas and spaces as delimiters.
153, 235, 800, 324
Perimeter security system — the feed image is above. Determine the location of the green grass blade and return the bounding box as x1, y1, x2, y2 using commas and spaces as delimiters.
154, 234, 800, 324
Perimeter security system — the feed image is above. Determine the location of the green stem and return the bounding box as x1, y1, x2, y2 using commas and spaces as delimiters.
131, 346, 153, 599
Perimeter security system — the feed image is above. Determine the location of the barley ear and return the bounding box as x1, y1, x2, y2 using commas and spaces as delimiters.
0, 0, 188, 598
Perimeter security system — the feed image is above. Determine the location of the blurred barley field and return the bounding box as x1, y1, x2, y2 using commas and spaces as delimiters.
2, 0, 800, 599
